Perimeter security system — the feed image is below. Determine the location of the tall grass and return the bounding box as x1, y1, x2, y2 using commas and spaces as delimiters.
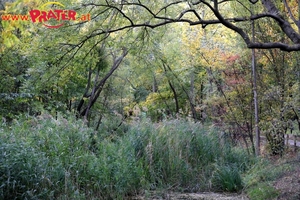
128, 119, 254, 192
0, 114, 255, 199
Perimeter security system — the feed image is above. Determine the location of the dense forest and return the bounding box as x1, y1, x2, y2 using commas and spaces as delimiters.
1, 0, 300, 199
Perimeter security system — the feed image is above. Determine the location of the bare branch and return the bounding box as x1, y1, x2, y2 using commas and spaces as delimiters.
178, 9, 202, 21
155, 0, 186, 15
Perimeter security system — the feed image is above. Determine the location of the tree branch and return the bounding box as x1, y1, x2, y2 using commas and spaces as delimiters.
81, 0, 300, 51
261, 0, 300, 43
248, 42, 300, 51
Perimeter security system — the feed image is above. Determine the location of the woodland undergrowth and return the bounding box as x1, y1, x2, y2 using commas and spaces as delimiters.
0, 113, 258, 199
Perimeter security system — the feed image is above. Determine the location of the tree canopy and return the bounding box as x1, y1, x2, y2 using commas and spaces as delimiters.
0, 0, 299, 156
77, 0, 300, 51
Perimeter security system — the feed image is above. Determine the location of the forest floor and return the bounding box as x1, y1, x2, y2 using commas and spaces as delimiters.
272, 150, 300, 200
275, 166, 300, 200
133, 149, 300, 200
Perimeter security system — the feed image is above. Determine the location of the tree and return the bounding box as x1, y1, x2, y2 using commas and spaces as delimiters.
80, 0, 300, 51
1, 0, 131, 124
77, 1, 300, 154
76, 47, 128, 120
257, 49, 300, 155
1, 0, 299, 157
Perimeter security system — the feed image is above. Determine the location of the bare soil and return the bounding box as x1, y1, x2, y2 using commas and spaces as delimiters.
274, 168, 300, 200
133, 192, 249, 200
273, 151, 300, 200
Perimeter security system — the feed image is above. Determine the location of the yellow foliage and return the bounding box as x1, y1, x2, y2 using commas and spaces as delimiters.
181, 24, 238, 71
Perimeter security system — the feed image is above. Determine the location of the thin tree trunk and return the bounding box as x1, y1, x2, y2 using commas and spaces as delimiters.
162, 63, 179, 113
77, 67, 93, 118
189, 68, 198, 120
168, 80, 179, 113
199, 81, 204, 120
84, 67, 100, 121
251, 11, 260, 156
153, 75, 158, 92
161, 60, 197, 118
190, 69, 195, 107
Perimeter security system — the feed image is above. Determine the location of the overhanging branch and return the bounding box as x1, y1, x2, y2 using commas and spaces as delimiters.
81, 0, 300, 51
248, 42, 300, 51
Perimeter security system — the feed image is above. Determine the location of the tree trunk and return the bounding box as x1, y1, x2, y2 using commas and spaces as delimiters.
162, 63, 179, 113
251, 9, 260, 156
78, 48, 128, 119
152, 75, 158, 92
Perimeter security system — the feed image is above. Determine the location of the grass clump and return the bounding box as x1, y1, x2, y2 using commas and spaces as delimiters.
247, 182, 279, 200
0, 114, 256, 199
243, 158, 292, 200
0, 142, 57, 199
128, 119, 254, 192
211, 164, 243, 192
0, 113, 143, 199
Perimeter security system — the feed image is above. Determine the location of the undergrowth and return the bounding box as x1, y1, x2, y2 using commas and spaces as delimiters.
243, 157, 295, 200
0, 113, 256, 199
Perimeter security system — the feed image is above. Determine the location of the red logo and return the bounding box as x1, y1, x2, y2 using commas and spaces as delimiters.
28, 2, 90, 28
1, 2, 90, 28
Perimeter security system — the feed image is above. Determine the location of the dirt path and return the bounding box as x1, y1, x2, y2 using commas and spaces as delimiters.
260, 135, 300, 147
153, 192, 249, 200
133, 192, 249, 200
284, 135, 300, 147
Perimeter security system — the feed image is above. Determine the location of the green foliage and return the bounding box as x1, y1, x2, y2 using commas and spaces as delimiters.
124, 119, 255, 192
0, 113, 143, 199
210, 145, 254, 192
211, 164, 243, 192
0, 47, 37, 118
0, 142, 57, 199
0, 114, 256, 198
263, 119, 286, 156
258, 50, 300, 155
244, 159, 284, 187
243, 159, 292, 200
247, 183, 279, 200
